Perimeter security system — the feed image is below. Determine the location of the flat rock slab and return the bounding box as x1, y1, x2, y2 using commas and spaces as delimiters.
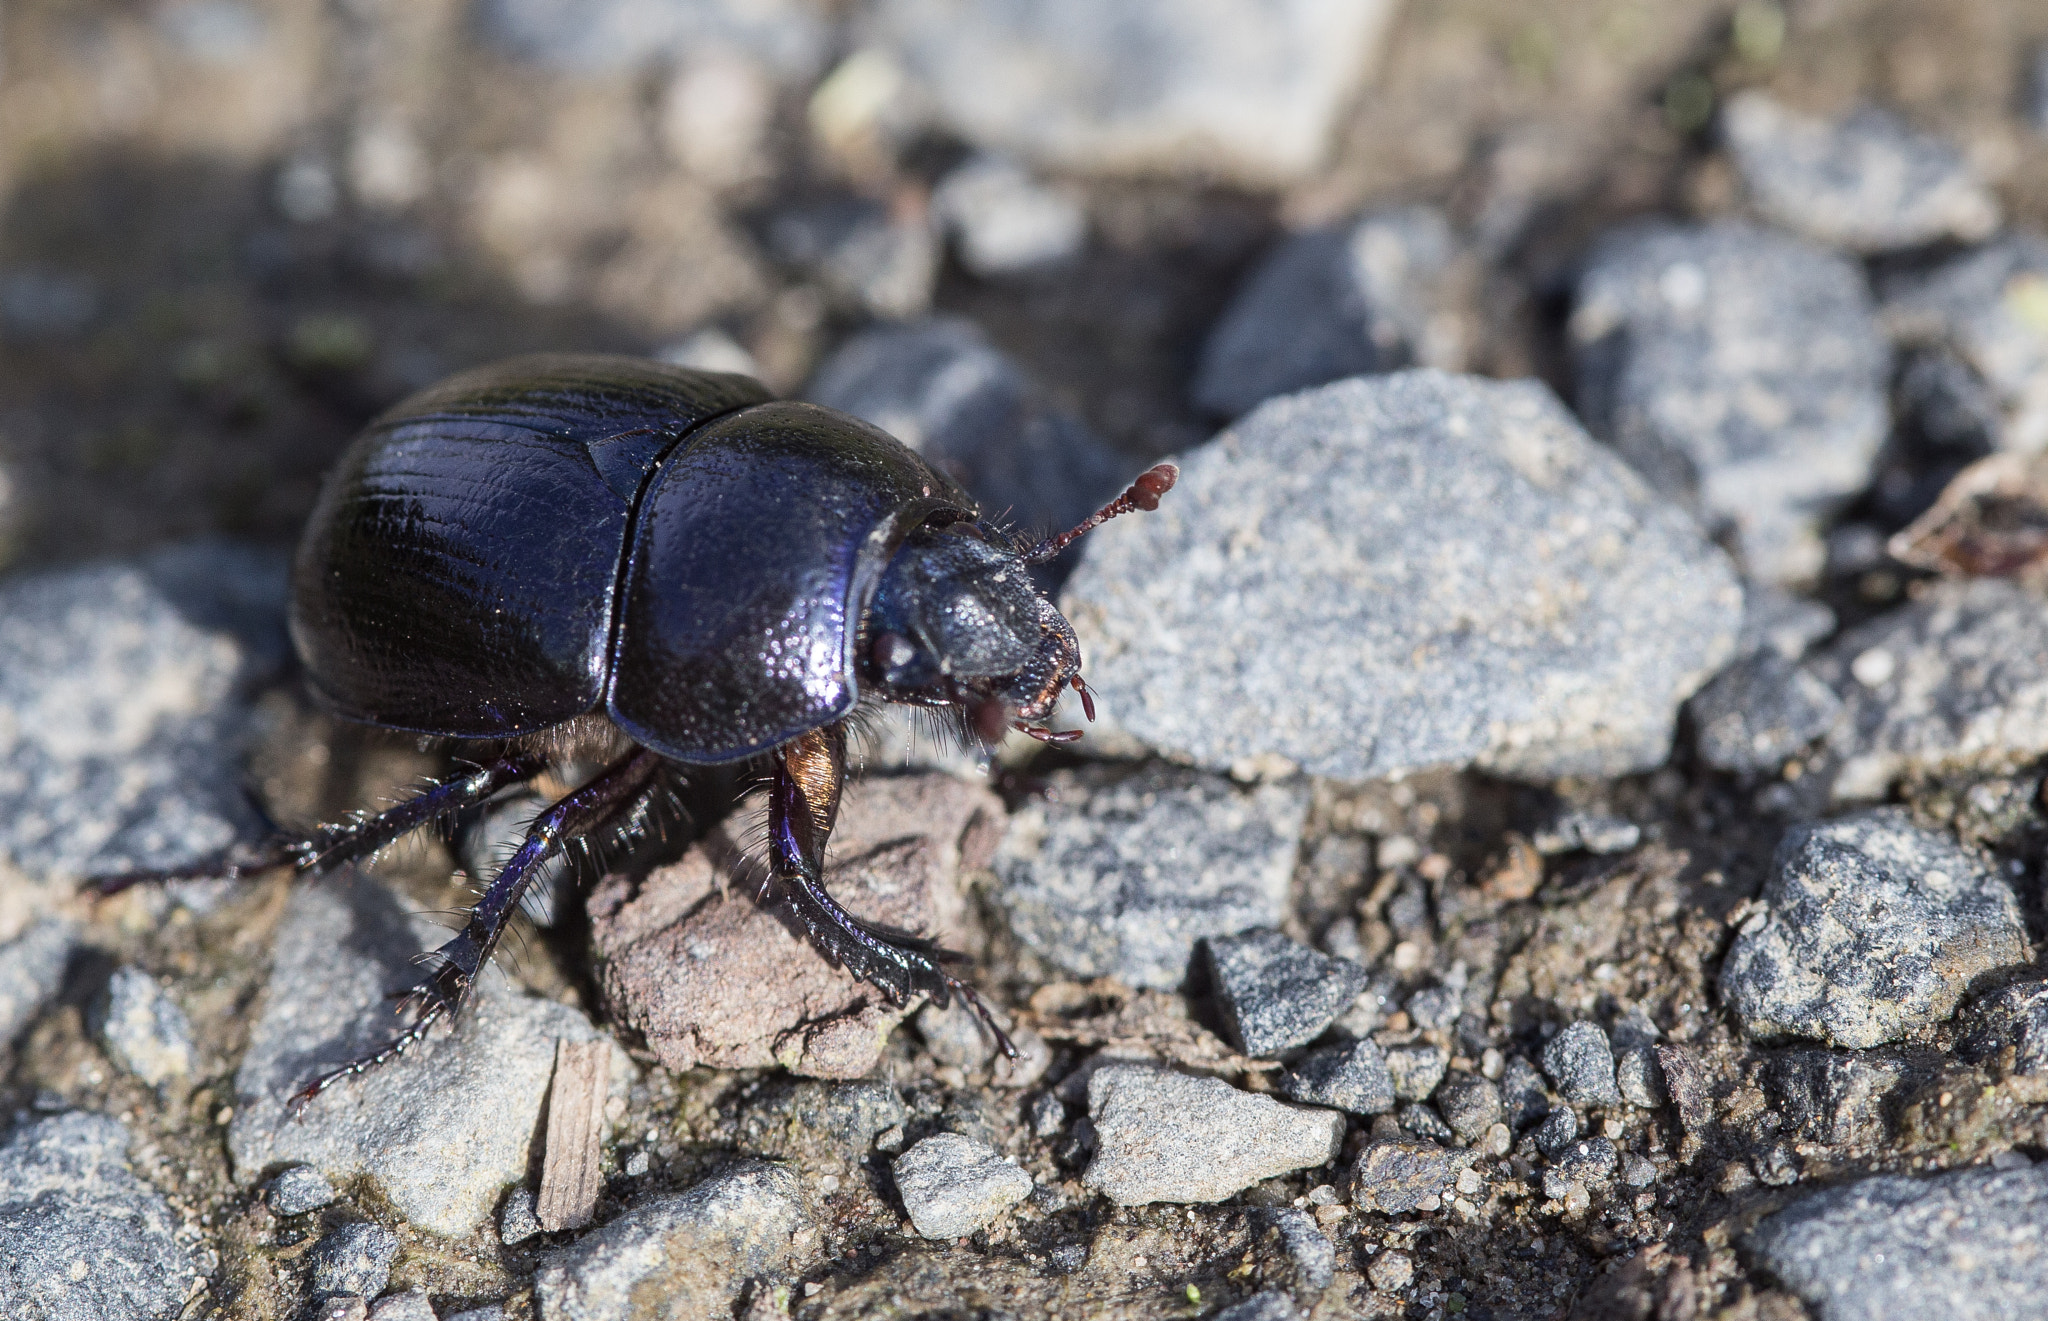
0, 543, 285, 879
229, 870, 603, 1238
1749, 1162, 2048, 1321
534, 1161, 806, 1321
0, 1111, 199, 1321
993, 765, 1309, 990
1572, 221, 1889, 585
591, 773, 1003, 1078
1082, 1064, 1344, 1206
1720, 809, 2028, 1049
861, 0, 1400, 186
1063, 370, 1741, 783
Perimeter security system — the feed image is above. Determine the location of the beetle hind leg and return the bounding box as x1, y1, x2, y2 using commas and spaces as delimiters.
773, 725, 1018, 1059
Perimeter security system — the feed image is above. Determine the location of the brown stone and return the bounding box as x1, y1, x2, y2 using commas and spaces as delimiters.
590, 774, 1003, 1079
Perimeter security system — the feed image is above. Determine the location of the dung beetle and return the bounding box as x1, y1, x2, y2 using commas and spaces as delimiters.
110, 353, 1174, 1109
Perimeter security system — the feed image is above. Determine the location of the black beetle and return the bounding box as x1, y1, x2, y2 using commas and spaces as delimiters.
112, 353, 1173, 1109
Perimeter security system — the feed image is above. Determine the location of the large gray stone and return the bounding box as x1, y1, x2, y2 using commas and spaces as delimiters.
1749, 1163, 2048, 1321
991, 765, 1308, 989
860, 0, 1399, 186
1723, 91, 2000, 254
473, 0, 830, 78
229, 870, 604, 1237
533, 1162, 806, 1320
1882, 233, 2048, 456
1573, 221, 1890, 584
0, 543, 286, 879
1194, 207, 1470, 418
1720, 810, 2029, 1049
1063, 370, 1743, 783
0, 1112, 199, 1321
1082, 1065, 1344, 1206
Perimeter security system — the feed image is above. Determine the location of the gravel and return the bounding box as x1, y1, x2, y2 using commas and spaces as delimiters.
0, 917, 79, 1044
891, 1133, 1033, 1240
1202, 929, 1369, 1057
0, 542, 286, 879
1532, 1107, 1581, 1155
1350, 1140, 1462, 1215
591, 773, 1001, 1078
929, 156, 1086, 277
228, 869, 605, 1237
1384, 1043, 1449, 1103
860, 0, 1400, 186
1722, 91, 2000, 253
1749, 1163, 2048, 1321
533, 1161, 806, 1320
90, 967, 196, 1087
1881, 232, 2048, 455
473, 0, 830, 78
1688, 650, 1845, 773
1720, 809, 2029, 1048
1540, 1022, 1622, 1108
1081, 1065, 1344, 1206
1544, 1136, 1619, 1194
369, 1291, 435, 1321
1615, 1048, 1664, 1109
1500, 1055, 1552, 1131
1277, 1039, 1397, 1117
265, 1165, 336, 1217
306, 1221, 400, 1300
1572, 221, 1890, 584
1433, 1072, 1505, 1141
1064, 370, 1742, 782
806, 317, 1127, 544
992, 765, 1308, 990
0, 1111, 198, 1321
1193, 206, 1470, 418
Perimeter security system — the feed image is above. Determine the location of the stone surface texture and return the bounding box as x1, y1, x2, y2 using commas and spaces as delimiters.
1689, 650, 1845, 773
1064, 371, 1742, 782
1540, 1022, 1622, 1108
1203, 928, 1369, 1057
891, 1132, 1033, 1239
306, 1221, 400, 1299
92, 966, 196, 1087
533, 1161, 806, 1321
992, 765, 1309, 989
0, 917, 79, 1045
1749, 1163, 2048, 1321
592, 773, 1002, 1077
1882, 232, 2048, 455
1572, 221, 1890, 584
1720, 809, 2029, 1048
0, 1111, 198, 1321
1082, 1065, 1344, 1206
229, 870, 604, 1238
1351, 1141, 1462, 1215
1277, 1039, 1397, 1117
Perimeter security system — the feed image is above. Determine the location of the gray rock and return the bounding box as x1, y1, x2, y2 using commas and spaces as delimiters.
1277, 1038, 1396, 1116
738, 1080, 909, 1166
499, 1189, 541, 1246
807, 317, 1126, 544
369, 1291, 436, 1321
229, 870, 604, 1237
1572, 221, 1890, 584
891, 1133, 1033, 1239
1813, 580, 2048, 800
1500, 1056, 1551, 1131
929, 156, 1086, 277
1882, 233, 2048, 455
1250, 1205, 1335, 1292
306, 1221, 400, 1299
0, 917, 79, 1044
473, 0, 829, 78
1402, 984, 1462, 1034
91, 967, 196, 1087
992, 765, 1308, 989
1081, 1064, 1344, 1206
1384, 1043, 1448, 1103
1615, 1047, 1664, 1109
1689, 650, 1845, 773
1193, 207, 1470, 418
1397, 1103, 1455, 1144
1350, 1140, 1461, 1215
1749, 1163, 2048, 1321
1203, 929, 1369, 1056
1621, 1153, 1658, 1188
1964, 980, 2048, 1078
535, 1162, 805, 1320
265, 1165, 336, 1217
0, 1112, 198, 1321
654, 328, 759, 379
1739, 584, 1838, 661
1721, 809, 2029, 1048
1064, 371, 1742, 782
1541, 1022, 1622, 1108
0, 543, 286, 878
1529, 812, 1641, 857
1433, 1072, 1504, 1141
1764, 1052, 1905, 1147
1532, 1106, 1581, 1156
769, 200, 938, 320
1547, 1136, 1618, 1189
861, 0, 1400, 186
1215, 1293, 1300, 1321
1722, 91, 2000, 254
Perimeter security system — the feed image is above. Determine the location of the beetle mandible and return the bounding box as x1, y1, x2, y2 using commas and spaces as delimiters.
117, 353, 1174, 1110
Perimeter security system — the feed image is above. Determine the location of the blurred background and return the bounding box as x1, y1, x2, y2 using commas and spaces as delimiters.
2, 0, 2044, 579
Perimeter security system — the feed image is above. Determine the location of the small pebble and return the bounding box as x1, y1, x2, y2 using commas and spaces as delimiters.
1500, 1056, 1551, 1130
500, 1188, 542, 1246
306, 1221, 400, 1299
1529, 812, 1641, 856
1398, 1103, 1455, 1144
266, 1165, 337, 1217
1367, 1249, 1415, 1292
892, 1133, 1033, 1240
91, 967, 196, 1087
1204, 929, 1370, 1056
1028, 1092, 1066, 1139
1533, 1107, 1581, 1156
1277, 1039, 1397, 1117
1615, 1047, 1664, 1108
1384, 1043, 1449, 1103
1214, 1292, 1301, 1321
1433, 1072, 1505, 1142
369, 1290, 435, 1321
1350, 1141, 1460, 1215
1083, 1065, 1344, 1206
929, 156, 1086, 276
1621, 1153, 1658, 1188
1541, 1022, 1622, 1107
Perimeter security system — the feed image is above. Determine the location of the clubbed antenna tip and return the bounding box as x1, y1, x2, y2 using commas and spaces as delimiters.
1024, 463, 1179, 564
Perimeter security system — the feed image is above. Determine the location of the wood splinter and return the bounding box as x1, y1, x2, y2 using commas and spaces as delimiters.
536, 1037, 612, 1232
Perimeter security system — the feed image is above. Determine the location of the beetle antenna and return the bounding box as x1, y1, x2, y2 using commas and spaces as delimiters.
1023, 463, 1178, 564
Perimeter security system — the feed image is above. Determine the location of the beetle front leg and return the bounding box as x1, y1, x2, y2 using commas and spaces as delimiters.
771, 724, 1016, 1057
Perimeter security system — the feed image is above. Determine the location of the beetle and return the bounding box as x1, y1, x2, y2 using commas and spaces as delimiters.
110, 352, 1174, 1110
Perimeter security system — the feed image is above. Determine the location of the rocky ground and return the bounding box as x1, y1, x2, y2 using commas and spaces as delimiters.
7, 1, 2048, 1319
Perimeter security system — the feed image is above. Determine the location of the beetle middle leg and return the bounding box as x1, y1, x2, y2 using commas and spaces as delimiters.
771, 724, 1017, 1057
288, 748, 664, 1112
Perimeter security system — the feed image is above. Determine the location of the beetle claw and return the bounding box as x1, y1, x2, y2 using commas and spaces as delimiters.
1012, 720, 1082, 744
